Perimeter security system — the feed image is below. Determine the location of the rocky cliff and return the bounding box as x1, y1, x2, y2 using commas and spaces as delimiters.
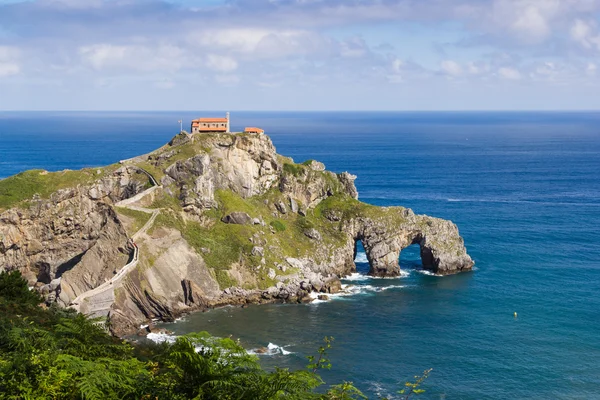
0, 131, 474, 335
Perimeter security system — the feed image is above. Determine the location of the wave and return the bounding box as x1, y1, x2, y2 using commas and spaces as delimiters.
343, 271, 410, 281
309, 283, 406, 304
354, 252, 369, 263
147, 332, 178, 344
147, 332, 294, 357
416, 269, 443, 277
248, 342, 294, 356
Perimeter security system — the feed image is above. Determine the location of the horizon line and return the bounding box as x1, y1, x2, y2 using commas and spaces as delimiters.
1, 109, 600, 113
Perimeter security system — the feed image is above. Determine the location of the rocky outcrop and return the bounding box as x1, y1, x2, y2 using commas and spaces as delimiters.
0, 131, 474, 336
0, 166, 149, 303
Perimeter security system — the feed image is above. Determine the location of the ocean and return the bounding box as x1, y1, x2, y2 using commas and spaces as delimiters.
1, 111, 599, 399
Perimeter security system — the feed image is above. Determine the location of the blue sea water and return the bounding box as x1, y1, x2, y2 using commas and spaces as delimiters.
1, 111, 600, 399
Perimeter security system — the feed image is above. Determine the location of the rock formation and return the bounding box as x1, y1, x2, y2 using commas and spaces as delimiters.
0, 131, 474, 335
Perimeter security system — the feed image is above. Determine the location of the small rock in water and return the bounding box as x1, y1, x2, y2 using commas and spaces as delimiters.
317, 295, 329, 301
255, 347, 268, 354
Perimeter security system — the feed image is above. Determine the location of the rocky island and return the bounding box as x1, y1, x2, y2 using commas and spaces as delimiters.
0, 130, 474, 335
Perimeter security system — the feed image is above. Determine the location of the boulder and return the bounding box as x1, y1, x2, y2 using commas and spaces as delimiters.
304, 228, 322, 241
275, 201, 288, 214
221, 212, 252, 225
289, 197, 299, 213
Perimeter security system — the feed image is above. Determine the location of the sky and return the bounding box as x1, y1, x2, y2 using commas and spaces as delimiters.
0, 0, 600, 110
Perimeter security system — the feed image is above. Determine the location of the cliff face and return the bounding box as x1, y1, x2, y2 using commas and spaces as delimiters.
0, 132, 474, 335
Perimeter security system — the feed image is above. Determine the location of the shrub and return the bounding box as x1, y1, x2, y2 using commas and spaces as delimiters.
270, 220, 286, 232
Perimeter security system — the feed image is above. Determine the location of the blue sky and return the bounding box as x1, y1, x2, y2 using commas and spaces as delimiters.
0, 0, 599, 110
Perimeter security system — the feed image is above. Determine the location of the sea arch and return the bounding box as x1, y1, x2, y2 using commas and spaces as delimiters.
350, 212, 474, 277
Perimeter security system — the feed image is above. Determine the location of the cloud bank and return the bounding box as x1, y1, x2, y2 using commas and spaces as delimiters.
0, 0, 599, 110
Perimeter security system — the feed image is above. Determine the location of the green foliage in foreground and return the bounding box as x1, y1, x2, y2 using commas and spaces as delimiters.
0, 271, 430, 399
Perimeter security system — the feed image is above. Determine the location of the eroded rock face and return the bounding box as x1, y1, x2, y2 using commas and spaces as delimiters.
171, 134, 281, 209
0, 166, 148, 303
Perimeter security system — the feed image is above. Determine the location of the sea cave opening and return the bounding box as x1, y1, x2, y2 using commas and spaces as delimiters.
353, 239, 370, 275
399, 243, 423, 272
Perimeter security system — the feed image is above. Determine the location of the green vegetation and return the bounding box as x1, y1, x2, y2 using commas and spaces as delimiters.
283, 162, 306, 177
0, 166, 118, 211
151, 190, 183, 211
0, 271, 432, 399
115, 207, 152, 234
270, 219, 287, 232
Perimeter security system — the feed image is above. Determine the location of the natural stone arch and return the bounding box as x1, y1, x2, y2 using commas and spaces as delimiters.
351, 211, 474, 277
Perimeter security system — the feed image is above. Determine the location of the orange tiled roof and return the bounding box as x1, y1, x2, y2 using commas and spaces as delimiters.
244, 127, 264, 133
193, 118, 228, 123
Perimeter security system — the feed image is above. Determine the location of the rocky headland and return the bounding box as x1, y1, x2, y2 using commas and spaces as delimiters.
0, 131, 474, 335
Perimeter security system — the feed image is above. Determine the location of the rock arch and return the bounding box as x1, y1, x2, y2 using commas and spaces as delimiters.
350, 210, 474, 277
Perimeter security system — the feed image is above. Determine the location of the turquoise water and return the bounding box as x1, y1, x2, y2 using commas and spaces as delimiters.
1, 112, 600, 399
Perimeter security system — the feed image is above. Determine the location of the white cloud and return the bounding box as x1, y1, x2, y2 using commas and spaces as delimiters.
154, 79, 175, 89
188, 28, 331, 59
441, 60, 463, 77
508, 1, 555, 43
215, 74, 240, 86
498, 66, 521, 80
570, 19, 600, 50
79, 43, 186, 72
0, 46, 21, 77
339, 37, 368, 58
0, 63, 20, 77
206, 54, 238, 72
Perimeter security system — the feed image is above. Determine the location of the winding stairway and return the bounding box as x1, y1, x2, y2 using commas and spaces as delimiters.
69, 169, 161, 319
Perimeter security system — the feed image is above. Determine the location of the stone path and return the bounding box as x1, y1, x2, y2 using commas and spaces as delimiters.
69, 169, 161, 318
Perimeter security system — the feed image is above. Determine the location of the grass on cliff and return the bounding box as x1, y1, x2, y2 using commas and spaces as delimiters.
132, 134, 214, 182
147, 189, 350, 290
0, 166, 119, 211
315, 194, 410, 226
115, 207, 152, 235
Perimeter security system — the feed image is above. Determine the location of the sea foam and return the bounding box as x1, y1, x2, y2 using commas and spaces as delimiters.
248, 343, 294, 356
